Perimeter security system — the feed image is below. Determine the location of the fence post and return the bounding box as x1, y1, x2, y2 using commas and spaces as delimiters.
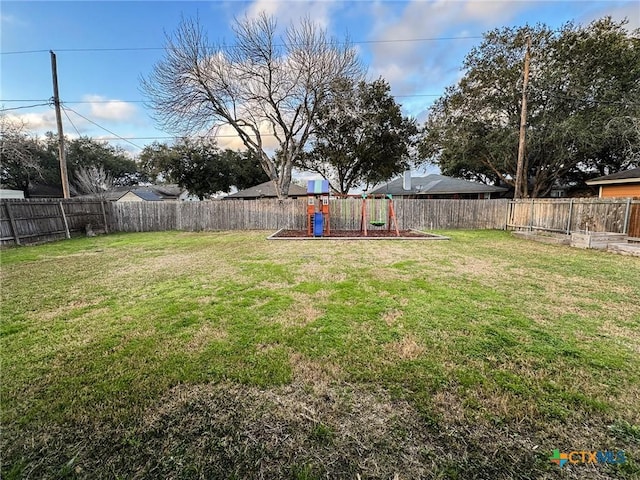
504, 200, 511, 230
176, 201, 182, 231
529, 199, 535, 231
59, 202, 71, 239
100, 201, 110, 234
623, 198, 632, 235
566, 198, 574, 235
5, 203, 21, 246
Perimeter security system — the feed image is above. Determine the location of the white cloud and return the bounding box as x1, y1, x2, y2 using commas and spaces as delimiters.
365, 0, 534, 103
83, 95, 137, 122
214, 122, 279, 152
462, 0, 531, 24
6, 110, 58, 132
245, 0, 336, 29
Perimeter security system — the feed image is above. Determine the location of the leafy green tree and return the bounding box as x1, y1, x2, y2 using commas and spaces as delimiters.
1, 121, 140, 196
225, 150, 269, 191
138, 138, 269, 199
299, 78, 418, 195
420, 17, 640, 197
138, 141, 180, 184
66, 136, 139, 186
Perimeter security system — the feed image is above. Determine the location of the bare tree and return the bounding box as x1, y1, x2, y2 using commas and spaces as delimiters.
74, 165, 114, 200
0, 113, 42, 191
141, 13, 363, 199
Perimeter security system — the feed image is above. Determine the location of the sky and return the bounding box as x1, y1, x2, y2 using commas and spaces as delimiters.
1, 0, 638, 160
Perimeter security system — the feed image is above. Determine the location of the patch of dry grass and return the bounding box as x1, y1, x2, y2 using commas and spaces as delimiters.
4, 381, 636, 479
386, 334, 426, 360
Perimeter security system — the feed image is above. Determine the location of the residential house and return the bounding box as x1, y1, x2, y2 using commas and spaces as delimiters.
0, 189, 25, 199
225, 181, 307, 199
370, 173, 507, 199
585, 168, 640, 198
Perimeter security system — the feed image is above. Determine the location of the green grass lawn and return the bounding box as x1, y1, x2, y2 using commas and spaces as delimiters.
1, 230, 639, 479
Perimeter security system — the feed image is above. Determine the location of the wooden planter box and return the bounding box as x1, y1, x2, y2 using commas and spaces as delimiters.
570, 232, 627, 250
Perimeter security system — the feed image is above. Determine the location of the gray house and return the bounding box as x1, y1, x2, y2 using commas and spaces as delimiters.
225, 181, 307, 200
370, 174, 507, 199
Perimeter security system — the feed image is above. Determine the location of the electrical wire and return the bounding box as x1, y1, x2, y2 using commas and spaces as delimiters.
0, 99, 50, 102
2, 94, 442, 105
61, 105, 144, 150
0, 102, 51, 112
62, 107, 82, 137
0, 35, 483, 55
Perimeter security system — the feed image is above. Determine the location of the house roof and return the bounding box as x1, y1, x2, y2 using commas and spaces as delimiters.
369, 174, 508, 196
0, 189, 25, 199
226, 181, 307, 199
586, 168, 640, 185
76, 185, 183, 201
128, 189, 163, 201
28, 184, 64, 198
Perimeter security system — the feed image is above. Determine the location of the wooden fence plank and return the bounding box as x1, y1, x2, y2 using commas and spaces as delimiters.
4, 203, 21, 246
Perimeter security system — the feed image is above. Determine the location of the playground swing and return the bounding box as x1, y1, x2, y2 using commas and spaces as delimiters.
369, 196, 387, 227
360, 194, 400, 236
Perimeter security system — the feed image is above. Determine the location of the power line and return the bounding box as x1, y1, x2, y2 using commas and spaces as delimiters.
2, 94, 442, 105
0, 102, 51, 112
61, 105, 144, 150
56, 99, 147, 104
62, 107, 82, 137
0, 49, 50, 55
76, 134, 280, 141
0, 35, 483, 55
0, 99, 50, 102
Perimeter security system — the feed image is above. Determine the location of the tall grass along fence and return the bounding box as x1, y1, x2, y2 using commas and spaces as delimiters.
1, 197, 638, 247
1, 199, 108, 247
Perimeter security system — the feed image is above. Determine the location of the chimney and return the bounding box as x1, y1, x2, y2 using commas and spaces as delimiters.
403, 170, 412, 191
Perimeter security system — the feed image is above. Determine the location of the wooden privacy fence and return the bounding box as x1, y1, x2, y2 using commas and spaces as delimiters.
507, 198, 640, 237
2, 197, 638, 247
108, 199, 305, 232
109, 198, 510, 233
0, 199, 108, 247
111, 198, 636, 234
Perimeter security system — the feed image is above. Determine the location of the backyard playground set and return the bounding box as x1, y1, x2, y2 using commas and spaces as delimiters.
270, 180, 448, 240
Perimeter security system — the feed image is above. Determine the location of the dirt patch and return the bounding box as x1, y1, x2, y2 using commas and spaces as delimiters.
270, 229, 448, 239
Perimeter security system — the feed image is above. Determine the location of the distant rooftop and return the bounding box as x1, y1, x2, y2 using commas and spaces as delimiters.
370, 174, 507, 196
586, 168, 640, 184
226, 181, 307, 199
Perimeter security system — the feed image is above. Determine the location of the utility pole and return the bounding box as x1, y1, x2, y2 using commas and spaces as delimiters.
50, 50, 70, 199
514, 35, 531, 199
